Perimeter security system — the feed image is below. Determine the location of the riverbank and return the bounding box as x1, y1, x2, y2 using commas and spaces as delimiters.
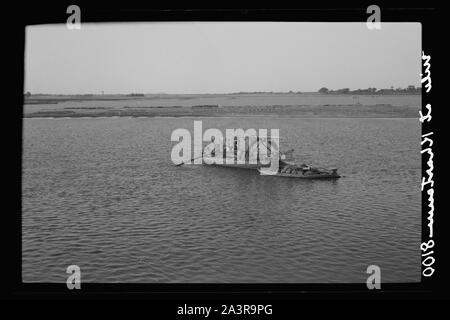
24, 104, 419, 118
23, 93, 421, 118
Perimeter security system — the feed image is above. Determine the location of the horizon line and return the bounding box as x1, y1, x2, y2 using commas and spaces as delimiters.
25, 85, 422, 96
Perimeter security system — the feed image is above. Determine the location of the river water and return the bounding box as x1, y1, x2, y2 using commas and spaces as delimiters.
22, 116, 421, 283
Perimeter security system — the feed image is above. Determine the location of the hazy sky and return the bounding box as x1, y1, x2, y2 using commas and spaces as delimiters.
25, 22, 421, 94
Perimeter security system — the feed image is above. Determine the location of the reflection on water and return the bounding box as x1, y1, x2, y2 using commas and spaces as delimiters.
22, 117, 421, 283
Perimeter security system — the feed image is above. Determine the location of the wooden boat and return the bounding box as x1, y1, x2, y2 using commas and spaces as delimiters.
203, 158, 265, 170
183, 136, 340, 179
202, 139, 295, 170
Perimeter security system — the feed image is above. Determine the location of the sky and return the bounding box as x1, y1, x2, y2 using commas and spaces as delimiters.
25, 22, 421, 94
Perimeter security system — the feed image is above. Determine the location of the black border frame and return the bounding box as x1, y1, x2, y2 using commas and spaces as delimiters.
5, 2, 446, 301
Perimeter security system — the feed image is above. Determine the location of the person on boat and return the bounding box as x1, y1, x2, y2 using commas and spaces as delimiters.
234, 136, 238, 161
205, 136, 222, 159
256, 136, 260, 163
244, 137, 250, 162
279, 161, 288, 173
210, 136, 216, 157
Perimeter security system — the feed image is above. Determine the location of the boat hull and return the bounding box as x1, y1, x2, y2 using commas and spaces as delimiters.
258, 168, 340, 179
269, 173, 340, 179
206, 162, 262, 170
203, 156, 269, 170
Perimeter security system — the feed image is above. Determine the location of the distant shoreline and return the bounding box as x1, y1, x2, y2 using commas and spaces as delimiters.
23, 93, 421, 119
23, 104, 420, 119
23, 91, 421, 105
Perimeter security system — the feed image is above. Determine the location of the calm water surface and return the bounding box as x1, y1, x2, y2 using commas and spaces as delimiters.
22, 117, 421, 283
